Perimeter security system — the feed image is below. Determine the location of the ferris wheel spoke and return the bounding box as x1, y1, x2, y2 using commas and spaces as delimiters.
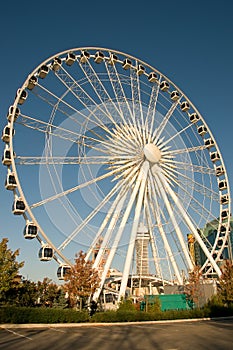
163, 160, 215, 176
161, 163, 219, 202
58, 178, 123, 251
145, 79, 161, 141
160, 123, 194, 148
157, 170, 222, 276
32, 82, 96, 127
16, 155, 111, 165
153, 100, 181, 144
85, 182, 131, 262
130, 66, 146, 144
16, 114, 109, 152
55, 66, 116, 130
164, 144, 207, 157
32, 83, 115, 146
104, 60, 135, 123
30, 168, 118, 209
78, 59, 122, 120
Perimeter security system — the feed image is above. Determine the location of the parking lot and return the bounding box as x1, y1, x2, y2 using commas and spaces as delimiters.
1, 318, 233, 350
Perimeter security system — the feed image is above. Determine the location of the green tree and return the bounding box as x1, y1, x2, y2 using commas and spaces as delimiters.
14, 280, 38, 307
0, 238, 24, 304
64, 251, 100, 310
37, 277, 59, 307
218, 260, 233, 306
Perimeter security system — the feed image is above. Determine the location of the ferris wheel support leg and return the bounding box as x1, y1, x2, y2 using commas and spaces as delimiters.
155, 171, 194, 272
144, 200, 162, 279
158, 171, 222, 277
148, 172, 183, 283
92, 193, 128, 301
93, 190, 127, 270
93, 166, 146, 302
86, 187, 125, 263
118, 161, 150, 302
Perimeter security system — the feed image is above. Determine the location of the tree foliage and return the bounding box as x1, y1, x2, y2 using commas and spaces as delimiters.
37, 277, 61, 307
0, 238, 24, 304
218, 260, 233, 306
184, 265, 203, 308
64, 251, 100, 309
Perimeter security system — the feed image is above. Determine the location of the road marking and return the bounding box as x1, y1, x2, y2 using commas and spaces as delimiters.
5, 328, 32, 340
50, 328, 66, 333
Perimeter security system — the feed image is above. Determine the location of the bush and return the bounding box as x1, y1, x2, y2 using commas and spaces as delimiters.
1, 302, 233, 324
0, 306, 89, 324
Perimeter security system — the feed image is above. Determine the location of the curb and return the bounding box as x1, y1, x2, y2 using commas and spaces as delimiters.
1, 316, 233, 328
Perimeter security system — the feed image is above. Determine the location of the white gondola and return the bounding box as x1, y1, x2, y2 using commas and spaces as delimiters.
38, 65, 49, 79
220, 224, 227, 234
189, 113, 200, 123
220, 194, 229, 205
65, 52, 76, 66
197, 125, 207, 136
39, 245, 53, 261
160, 81, 169, 91
27, 76, 38, 90
218, 179, 227, 190
80, 50, 90, 64
204, 138, 215, 149
94, 51, 104, 63
180, 101, 190, 112
215, 165, 225, 177
7, 105, 20, 122
5, 172, 17, 190
210, 151, 220, 163
108, 53, 118, 65
221, 209, 229, 220
2, 148, 11, 166
57, 265, 71, 280
51, 57, 62, 71
148, 72, 158, 83
122, 58, 132, 70
17, 89, 28, 105
136, 64, 145, 75
24, 222, 38, 239
170, 90, 180, 101
12, 197, 25, 215
1, 125, 15, 143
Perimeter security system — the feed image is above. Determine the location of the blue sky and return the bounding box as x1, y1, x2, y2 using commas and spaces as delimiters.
0, 0, 233, 282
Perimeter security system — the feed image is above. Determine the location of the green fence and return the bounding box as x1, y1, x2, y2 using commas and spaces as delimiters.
141, 294, 190, 311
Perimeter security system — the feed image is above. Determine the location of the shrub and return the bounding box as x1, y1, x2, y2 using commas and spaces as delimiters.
0, 306, 89, 324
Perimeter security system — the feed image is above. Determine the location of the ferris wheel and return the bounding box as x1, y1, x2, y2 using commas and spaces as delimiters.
2, 47, 231, 302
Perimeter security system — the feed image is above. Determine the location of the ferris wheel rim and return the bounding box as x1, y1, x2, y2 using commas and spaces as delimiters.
3, 46, 231, 295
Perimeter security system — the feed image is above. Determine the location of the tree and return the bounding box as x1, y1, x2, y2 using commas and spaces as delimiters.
218, 260, 233, 307
14, 279, 38, 307
184, 265, 203, 308
64, 251, 100, 310
37, 277, 60, 307
0, 238, 24, 304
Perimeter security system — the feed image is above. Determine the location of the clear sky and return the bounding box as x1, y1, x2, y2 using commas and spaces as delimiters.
0, 0, 233, 282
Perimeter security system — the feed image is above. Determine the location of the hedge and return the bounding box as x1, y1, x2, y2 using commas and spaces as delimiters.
0, 307, 89, 324
1, 304, 233, 324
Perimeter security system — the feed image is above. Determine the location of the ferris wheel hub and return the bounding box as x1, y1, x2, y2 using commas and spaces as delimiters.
144, 143, 161, 163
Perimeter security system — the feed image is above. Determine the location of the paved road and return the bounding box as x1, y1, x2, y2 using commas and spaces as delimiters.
1, 318, 233, 350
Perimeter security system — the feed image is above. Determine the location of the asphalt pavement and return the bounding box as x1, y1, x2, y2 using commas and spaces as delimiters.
1, 318, 233, 350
